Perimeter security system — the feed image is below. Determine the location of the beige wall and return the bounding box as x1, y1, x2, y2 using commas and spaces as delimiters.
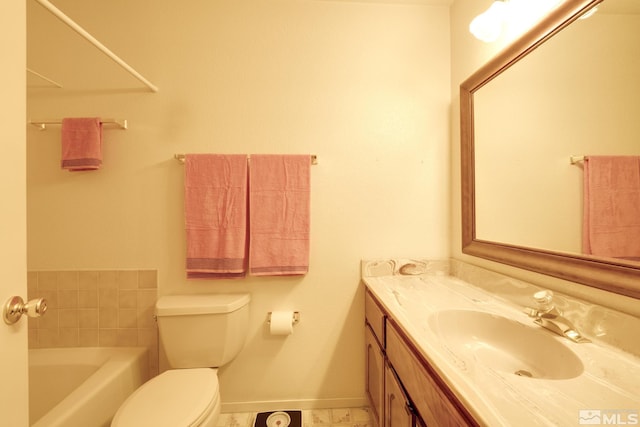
27, 0, 450, 410
449, 0, 640, 316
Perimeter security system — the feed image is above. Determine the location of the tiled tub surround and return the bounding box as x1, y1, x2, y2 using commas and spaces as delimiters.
362, 259, 640, 426
27, 270, 158, 377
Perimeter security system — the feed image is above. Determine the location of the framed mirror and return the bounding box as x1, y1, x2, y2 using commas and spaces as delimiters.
460, 0, 640, 299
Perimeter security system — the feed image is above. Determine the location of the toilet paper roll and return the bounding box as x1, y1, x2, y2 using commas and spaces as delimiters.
270, 311, 294, 335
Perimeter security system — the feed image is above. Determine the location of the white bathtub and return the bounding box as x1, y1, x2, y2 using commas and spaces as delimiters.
29, 347, 149, 427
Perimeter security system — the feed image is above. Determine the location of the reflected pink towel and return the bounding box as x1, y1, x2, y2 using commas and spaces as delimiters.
61, 118, 103, 171
185, 154, 248, 279
249, 155, 311, 276
583, 156, 640, 260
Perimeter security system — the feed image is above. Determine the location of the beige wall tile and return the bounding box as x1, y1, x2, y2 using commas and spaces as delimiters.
99, 288, 118, 308
137, 289, 157, 310
98, 271, 118, 289
59, 328, 79, 347
78, 271, 99, 290
57, 290, 78, 309
78, 289, 98, 308
137, 307, 155, 328
99, 308, 118, 328
58, 271, 79, 290
137, 328, 158, 347
28, 330, 39, 349
59, 309, 78, 328
79, 329, 99, 346
119, 290, 137, 308
138, 270, 158, 289
27, 317, 38, 330
118, 309, 137, 329
39, 329, 60, 348
27, 271, 38, 297
99, 329, 117, 346
116, 329, 137, 346
38, 272, 58, 291
78, 309, 99, 329
118, 271, 139, 289
39, 290, 58, 310
39, 308, 58, 329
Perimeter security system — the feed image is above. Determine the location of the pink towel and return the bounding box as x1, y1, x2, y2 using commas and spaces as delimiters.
583, 156, 640, 260
249, 155, 311, 276
61, 118, 103, 171
185, 154, 248, 279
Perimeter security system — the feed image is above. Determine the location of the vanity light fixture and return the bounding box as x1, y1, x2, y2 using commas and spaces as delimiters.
470, 0, 564, 43
469, 0, 509, 43
578, 5, 598, 19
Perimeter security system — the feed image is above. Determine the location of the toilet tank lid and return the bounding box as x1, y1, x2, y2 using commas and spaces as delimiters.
156, 294, 250, 316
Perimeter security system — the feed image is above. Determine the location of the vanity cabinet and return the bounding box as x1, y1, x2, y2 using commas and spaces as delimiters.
365, 289, 478, 427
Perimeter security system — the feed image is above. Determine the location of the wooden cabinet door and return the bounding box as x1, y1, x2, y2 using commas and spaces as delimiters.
385, 362, 415, 427
366, 324, 385, 427
386, 321, 476, 427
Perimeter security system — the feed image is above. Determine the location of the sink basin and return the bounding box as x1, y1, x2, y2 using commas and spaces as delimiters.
429, 310, 584, 379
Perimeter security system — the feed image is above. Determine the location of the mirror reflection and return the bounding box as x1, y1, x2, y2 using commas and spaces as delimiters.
474, 0, 640, 266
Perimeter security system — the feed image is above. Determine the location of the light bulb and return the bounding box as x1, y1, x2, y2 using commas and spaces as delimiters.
469, 1, 508, 43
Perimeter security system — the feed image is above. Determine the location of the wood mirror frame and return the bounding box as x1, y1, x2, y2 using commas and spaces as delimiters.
460, 0, 640, 300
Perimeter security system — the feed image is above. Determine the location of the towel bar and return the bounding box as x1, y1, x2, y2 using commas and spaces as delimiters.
29, 118, 128, 130
174, 154, 318, 165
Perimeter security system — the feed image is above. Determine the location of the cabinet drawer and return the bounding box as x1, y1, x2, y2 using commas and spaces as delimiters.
386, 321, 476, 427
365, 290, 386, 346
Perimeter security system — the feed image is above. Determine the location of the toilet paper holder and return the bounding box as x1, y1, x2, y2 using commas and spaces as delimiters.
267, 311, 300, 324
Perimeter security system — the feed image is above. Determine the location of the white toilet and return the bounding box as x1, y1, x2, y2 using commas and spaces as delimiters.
111, 293, 251, 427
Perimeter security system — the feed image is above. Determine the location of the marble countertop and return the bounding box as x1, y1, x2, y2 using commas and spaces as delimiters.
363, 267, 640, 426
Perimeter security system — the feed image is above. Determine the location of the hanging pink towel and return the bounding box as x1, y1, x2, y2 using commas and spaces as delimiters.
249, 155, 311, 276
61, 118, 103, 171
185, 154, 248, 279
583, 156, 640, 260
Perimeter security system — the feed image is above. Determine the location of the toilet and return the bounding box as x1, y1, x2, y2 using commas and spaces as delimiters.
111, 293, 251, 427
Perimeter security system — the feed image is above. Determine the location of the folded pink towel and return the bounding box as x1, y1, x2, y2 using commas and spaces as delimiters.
583, 156, 640, 260
249, 155, 311, 276
185, 154, 248, 279
61, 118, 103, 171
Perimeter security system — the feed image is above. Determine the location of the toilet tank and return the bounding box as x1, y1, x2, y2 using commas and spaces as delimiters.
155, 294, 250, 369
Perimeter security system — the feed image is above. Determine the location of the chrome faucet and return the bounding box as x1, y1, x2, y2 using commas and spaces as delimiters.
525, 290, 591, 343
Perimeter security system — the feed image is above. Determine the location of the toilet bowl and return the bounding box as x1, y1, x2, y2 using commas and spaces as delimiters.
111, 294, 250, 427
111, 368, 220, 427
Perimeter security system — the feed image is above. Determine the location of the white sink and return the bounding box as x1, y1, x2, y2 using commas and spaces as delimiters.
429, 310, 584, 379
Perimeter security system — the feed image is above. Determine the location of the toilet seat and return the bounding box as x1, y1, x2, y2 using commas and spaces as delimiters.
111, 368, 219, 427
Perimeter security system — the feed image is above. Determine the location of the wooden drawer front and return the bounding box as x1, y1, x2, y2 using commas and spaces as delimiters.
385, 362, 415, 427
366, 325, 385, 427
365, 290, 386, 346
386, 322, 476, 427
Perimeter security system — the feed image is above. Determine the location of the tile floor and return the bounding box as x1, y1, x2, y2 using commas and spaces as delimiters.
217, 408, 371, 427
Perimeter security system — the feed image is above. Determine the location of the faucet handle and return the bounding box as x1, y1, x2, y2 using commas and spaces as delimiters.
533, 290, 554, 310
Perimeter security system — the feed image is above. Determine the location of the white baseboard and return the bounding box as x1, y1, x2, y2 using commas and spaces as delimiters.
221, 397, 368, 413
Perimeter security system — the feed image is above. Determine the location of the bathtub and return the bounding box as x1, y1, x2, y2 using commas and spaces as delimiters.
29, 347, 149, 427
